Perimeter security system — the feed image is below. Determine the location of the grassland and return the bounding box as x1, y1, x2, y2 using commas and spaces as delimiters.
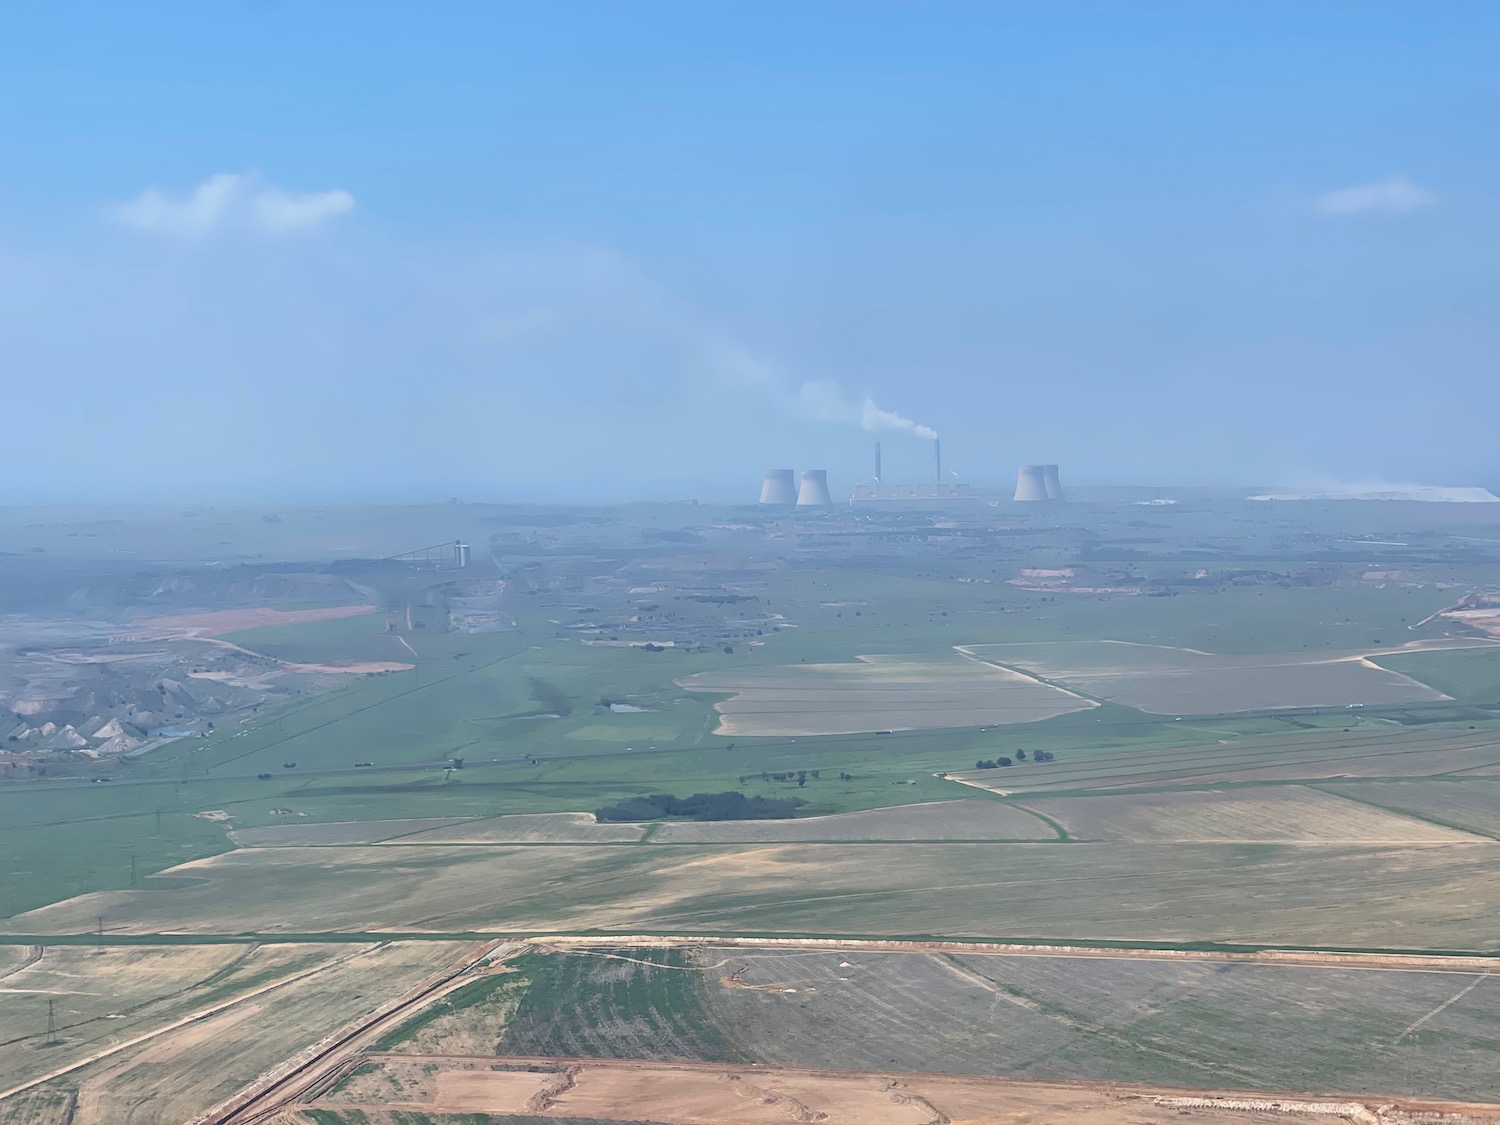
221, 611, 412, 666
7, 839, 1500, 952
7, 556, 1497, 929
949, 726, 1500, 796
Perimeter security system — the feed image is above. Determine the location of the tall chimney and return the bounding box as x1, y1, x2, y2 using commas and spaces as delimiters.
934, 438, 942, 483
874, 442, 882, 484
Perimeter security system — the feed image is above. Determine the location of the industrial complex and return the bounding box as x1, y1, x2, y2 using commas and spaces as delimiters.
761, 444, 1065, 507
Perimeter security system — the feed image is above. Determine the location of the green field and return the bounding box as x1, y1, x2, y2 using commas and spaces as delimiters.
499, 946, 744, 1061
7, 560, 1500, 933
222, 611, 409, 666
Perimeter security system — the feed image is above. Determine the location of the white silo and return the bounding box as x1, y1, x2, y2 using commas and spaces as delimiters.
1042, 464, 1064, 501
759, 469, 797, 505
1014, 465, 1048, 502
796, 469, 834, 506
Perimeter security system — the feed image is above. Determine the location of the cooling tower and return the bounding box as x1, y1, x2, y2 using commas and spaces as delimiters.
1014, 464, 1048, 502
796, 469, 834, 507
759, 469, 797, 505
1042, 464, 1064, 501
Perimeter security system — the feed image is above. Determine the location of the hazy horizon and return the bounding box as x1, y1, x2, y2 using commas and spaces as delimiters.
5, 2, 1498, 504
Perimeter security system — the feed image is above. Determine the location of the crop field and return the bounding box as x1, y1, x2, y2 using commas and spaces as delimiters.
498, 946, 746, 1061
962, 641, 1451, 714
950, 727, 1500, 796
337, 943, 1500, 1103
9, 839, 1500, 951
1022, 787, 1481, 843
649, 799, 1056, 842
232, 818, 476, 847
396, 813, 647, 844
691, 946, 1500, 1099
17, 942, 469, 1125
0, 943, 342, 1092
677, 655, 1094, 736
1319, 779, 1500, 839
0, 940, 473, 1125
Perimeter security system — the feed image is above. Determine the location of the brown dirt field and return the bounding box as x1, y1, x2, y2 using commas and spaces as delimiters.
1024, 787, 1483, 843
677, 656, 1094, 736
134, 605, 377, 636
393, 812, 647, 845
649, 798, 1055, 842
299, 1057, 1500, 1125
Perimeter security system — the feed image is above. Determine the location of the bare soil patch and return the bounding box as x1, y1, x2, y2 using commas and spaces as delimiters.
134, 605, 377, 637
297, 1056, 1500, 1125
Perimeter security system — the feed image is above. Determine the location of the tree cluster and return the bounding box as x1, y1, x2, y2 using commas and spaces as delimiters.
595, 791, 807, 822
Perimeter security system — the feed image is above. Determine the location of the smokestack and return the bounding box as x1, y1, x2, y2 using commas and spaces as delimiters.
934, 438, 942, 484
874, 442, 882, 483
1042, 464, 1064, 502
759, 469, 797, 505
796, 469, 833, 507
1013, 464, 1048, 502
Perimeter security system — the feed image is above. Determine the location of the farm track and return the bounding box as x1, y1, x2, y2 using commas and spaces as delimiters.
199, 938, 510, 1125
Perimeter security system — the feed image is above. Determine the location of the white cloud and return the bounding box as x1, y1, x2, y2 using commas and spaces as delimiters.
111, 172, 243, 236
111, 172, 355, 236
1316, 176, 1436, 216
251, 185, 356, 233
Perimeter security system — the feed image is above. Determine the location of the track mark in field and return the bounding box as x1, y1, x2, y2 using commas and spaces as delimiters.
1391, 973, 1489, 1044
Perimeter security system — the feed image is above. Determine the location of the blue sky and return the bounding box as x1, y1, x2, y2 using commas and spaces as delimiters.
3, 1, 1497, 502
